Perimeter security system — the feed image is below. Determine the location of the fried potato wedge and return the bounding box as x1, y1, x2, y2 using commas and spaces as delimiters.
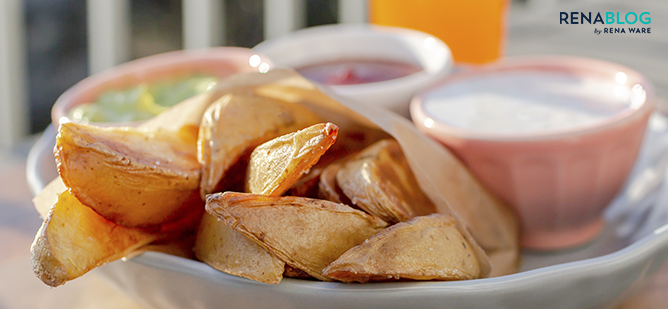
139, 89, 222, 132
336, 139, 437, 224
285, 167, 322, 198
194, 213, 285, 284
206, 192, 387, 281
323, 214, 481, 283
283, 264, 314, 279
142, 236, 197, 260
55, 122, 201, 227
32, 177, 68, 219
195, 123, 337, 283
246, 123, 338, 196
391, 124, 516, 276
317, 162, 352, 205
194, 123, 338, 284
31, 190, 156, 287
198, 93, 321, 196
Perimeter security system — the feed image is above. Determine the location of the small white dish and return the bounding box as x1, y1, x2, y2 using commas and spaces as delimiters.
27, 113, 668, 308
253, 24, 452, 117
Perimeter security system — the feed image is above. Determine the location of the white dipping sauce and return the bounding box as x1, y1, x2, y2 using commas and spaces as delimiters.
422, 71, 644, 135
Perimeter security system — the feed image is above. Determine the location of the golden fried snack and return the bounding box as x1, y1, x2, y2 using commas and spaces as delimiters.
196, 123, 337, 283
31, 191, 156, 287
206, 192, 387, 281
336, 139, 437, 224
194, 124, 339, 284
317, 162, 352, 205
246, 123, 338, 196
139, 89, 223, 132
32, 177, 68, 219
285, 167, 323, 198
283, 265, 314, 279
323, 214, 480, 283
55, 122, 201, 227
198, 93, 321, 196
193, 213, 285, 284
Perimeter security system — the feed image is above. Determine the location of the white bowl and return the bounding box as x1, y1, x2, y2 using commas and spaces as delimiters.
27, 112, 668, 308
253, 24, 452, 117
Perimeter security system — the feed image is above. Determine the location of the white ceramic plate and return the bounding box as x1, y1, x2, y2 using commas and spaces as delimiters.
27, 114, 668, 309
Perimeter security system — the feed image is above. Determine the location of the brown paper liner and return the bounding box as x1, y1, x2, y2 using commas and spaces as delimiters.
35, 68, 520, 278
186, 68, 522, 278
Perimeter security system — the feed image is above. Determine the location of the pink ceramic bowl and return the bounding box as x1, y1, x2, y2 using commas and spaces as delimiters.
51, 47, 272, 127
411, 56, 655, 250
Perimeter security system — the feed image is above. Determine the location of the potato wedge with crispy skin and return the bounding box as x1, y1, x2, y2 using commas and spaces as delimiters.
55, 122, 201, 227
139, 89, 223, 132
140, 197, 204, 239
283, 264, 313, 279
194, 122, 341, 284
32, 177, 68, 219
336, 139, 437, 224
246, 123, 338, 196
198, 94, 321, 196
317, 162, 352, 205
31, 190, 156, 287
206, 192, 387, 281
193, 213, 285, 284
285, 167, 323, 198
323, 214, 481, 283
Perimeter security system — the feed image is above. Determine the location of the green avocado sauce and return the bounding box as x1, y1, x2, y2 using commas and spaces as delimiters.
69, 75, 219, 123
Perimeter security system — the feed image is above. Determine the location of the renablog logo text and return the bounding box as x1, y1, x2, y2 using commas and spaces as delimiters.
560, 12, 651, 35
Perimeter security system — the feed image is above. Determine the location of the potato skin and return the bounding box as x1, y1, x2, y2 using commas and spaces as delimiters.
194, 213, 285, 284
55, 122, 202, 227
31, 191, 156, 287
198, 94, 321, 197
246, 122, 338, 196
317, 162, 351, 205
337, 139, 437, 224
323, 214, 481, 283
206, 192, 387, 281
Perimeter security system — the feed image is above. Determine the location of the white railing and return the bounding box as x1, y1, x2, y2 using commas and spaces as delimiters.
0, 0, 367, 148
183, 0, 225, 49
87, 0, 132, 74
0, 0, 28, 149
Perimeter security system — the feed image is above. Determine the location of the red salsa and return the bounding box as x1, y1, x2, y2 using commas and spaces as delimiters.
296, 60, 422, 85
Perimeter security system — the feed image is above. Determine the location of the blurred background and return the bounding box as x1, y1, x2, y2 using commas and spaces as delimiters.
1, 0, 666, 151
0, 1, 666, 307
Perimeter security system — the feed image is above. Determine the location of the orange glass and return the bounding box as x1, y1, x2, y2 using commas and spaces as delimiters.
369, 0, 509, 64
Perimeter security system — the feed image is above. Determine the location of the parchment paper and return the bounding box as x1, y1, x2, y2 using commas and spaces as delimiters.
190, 69, 521, 277
34, 68, 520, 278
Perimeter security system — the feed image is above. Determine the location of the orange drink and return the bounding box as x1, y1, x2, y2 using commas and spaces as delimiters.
369, 0, 509, 64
